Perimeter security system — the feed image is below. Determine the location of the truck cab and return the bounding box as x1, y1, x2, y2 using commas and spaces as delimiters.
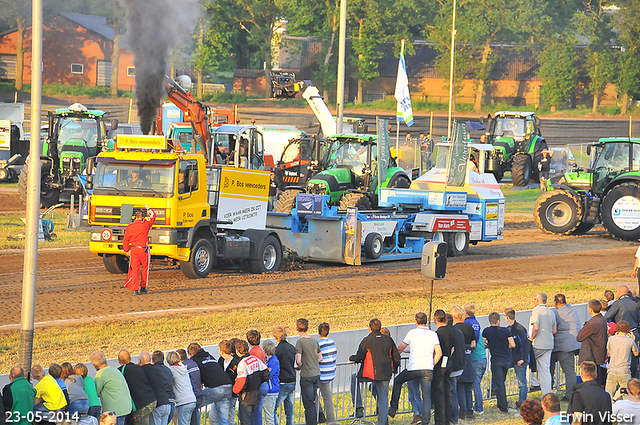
88, 135, 282, 278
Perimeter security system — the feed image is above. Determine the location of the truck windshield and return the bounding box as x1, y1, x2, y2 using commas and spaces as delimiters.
93, 160, 176, 197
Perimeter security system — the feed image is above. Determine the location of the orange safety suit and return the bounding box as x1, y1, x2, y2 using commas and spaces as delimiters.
123, 209, 156, 291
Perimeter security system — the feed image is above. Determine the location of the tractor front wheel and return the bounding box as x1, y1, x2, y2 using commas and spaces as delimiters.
274, 189, 303, 214
601, 182, 640, 240
339, 192, 372, 211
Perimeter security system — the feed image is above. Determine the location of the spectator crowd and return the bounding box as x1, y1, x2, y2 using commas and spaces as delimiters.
3, 286, 640, 425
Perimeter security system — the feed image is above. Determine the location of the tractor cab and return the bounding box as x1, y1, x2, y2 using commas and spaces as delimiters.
274, 134, 334, 190
588, 139, 640, 194
486, 112, 539, 154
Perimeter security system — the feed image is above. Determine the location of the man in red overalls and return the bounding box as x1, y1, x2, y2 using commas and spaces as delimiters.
123, 206, 156, 294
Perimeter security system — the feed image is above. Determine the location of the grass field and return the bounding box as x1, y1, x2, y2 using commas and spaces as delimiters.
0, 212, 89, 249
0, 281, 603, 377
503, 187, 539, 213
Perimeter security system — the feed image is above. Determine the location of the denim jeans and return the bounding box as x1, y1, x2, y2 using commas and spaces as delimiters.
456, 381, 473, 414
177, 403, 197, 425
390, 369, 432, 424
472, 359, 486, 413
88, 406, 102, 419
151, 404, 172, 425
275, 382, 295, 425
68, 399, 90, 416
432, 368, 450, 425
513, 362, 529, 404
491, 361, 511, 413
300, 375, 320, 425
263, 394, 278, 425
252, 383, 268, 425
191, 395, 204, 425
168, 403, 176, 425
449, 373, 460, 424
239, 402, 257, 425
117, 417, 126, 425
407, 379, 423, 416
372, 381, 390, 425
317, 381, 335, 424
203, 385, 233, 425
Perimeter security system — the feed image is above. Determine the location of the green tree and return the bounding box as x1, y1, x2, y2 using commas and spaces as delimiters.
614, 0, 640, 114
538, 40, 579, 110
573, 0, 616, 113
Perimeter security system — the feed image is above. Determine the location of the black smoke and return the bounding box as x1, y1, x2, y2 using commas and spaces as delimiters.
120, 0, 201, 134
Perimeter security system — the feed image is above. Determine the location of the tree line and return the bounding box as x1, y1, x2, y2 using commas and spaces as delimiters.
2, 0, 639, 113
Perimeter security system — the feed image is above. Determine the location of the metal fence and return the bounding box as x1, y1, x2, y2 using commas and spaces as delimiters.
197, 357, 570, 425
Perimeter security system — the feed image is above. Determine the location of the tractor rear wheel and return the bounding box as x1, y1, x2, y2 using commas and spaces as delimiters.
601, 182, 640, 240
533, 190, 583, 234
274, 189, 303, 213
18, 163, 60, 208
511, 154, 532, 186
339, 192, 372, 211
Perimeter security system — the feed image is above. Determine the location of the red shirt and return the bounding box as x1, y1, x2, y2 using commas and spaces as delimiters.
249, 345, 266, 363
123, 209, 156, 251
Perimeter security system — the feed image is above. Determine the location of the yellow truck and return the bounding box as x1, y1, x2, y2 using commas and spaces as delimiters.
86, 135, 283, 278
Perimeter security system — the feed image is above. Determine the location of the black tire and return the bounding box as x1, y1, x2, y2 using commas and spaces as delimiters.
363, 233, 383, 259
339, 192, 372, 211
389, 175, 411, 188
511, 154, 532, 186
491, 165, 504, 182
180, 238, 215, 279
274, 189, 303, 213
103, 254, 129, 274
601, 182, 640, 241
570, 222, 595, 235
445, 232, 469, 257
18, 163, 60, 208
250, 235, 282, 273
533, 190, 583, 234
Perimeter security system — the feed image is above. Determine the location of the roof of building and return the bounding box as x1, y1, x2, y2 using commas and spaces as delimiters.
60, 12, 114, 40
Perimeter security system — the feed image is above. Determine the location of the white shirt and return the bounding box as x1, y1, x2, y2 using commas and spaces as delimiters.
635, 246, 640, 259
403, 326, 440, 371
612, 399, 640, 425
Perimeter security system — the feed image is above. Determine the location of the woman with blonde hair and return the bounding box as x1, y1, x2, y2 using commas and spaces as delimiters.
167, 351, 197, 425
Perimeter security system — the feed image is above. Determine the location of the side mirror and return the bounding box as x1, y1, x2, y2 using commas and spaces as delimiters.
111, 119, 119, 131
86, 157, 95, 175
586, 145, 591, 156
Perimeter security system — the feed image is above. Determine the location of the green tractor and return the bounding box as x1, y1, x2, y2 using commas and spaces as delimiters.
275, 134, 411, 212
481, 111, 547, 186
18, 103, 116, 207
534, 138, 640, 240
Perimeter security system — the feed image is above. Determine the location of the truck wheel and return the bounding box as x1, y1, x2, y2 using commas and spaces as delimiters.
250, 235, 282, 273
339, 192, 372, 211
445, 232, 469, 257
533, 190, 582, 234
364, 233, 383, 259
601, 182, 640, 241
511, 154, 532, 186
103, 254, 129, 274
275, 189, 303, 214
180, 239, 215, 279
389, 175, 411, 188
18, 164, 60, 208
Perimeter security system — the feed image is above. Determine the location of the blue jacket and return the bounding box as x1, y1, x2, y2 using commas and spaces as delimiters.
266, 355, 280, 395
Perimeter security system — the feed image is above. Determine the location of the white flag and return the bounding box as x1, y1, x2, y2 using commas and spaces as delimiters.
395, 50, 413, 127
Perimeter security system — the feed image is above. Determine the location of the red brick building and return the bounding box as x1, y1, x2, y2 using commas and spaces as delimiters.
0, 13, 136, 91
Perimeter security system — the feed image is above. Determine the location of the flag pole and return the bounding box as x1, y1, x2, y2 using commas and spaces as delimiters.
395, 39, 405, 161
446, 0, 457, 140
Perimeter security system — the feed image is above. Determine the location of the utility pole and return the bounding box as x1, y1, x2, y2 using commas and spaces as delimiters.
19, 0, 43, 375
336, 0, 347, 134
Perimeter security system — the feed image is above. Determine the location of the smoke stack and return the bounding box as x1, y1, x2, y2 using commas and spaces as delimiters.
120, 0, 201, 134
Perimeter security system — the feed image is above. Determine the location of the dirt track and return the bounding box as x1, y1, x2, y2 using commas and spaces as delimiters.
0, 190, 637, 328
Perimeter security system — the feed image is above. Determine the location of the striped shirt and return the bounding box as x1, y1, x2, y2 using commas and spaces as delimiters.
319, 337, 337, 382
